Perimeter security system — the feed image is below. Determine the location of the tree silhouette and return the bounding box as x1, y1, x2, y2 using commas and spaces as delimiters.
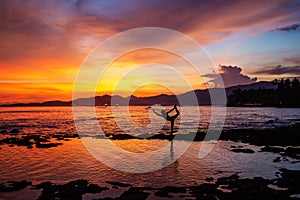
228, 78, 300, 107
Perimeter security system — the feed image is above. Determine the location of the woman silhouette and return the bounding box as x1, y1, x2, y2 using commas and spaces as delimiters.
153, 104, 180, 135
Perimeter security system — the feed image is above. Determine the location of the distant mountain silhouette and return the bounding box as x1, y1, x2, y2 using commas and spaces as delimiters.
226, 81, 275, 94
0, 100, 72, 107
0, 81, 275, 107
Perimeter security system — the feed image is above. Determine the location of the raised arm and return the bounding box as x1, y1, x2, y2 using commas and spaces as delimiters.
152, 109, 162, 117
167, 107, 175, 114
174, 105, 179, 115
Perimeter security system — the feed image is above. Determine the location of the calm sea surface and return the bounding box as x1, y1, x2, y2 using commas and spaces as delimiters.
0, 106, 300, 189
1, 106, 300, 135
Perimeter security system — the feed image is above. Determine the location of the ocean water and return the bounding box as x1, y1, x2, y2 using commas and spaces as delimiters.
0, 106, 300, 187
1, 106, 300, 135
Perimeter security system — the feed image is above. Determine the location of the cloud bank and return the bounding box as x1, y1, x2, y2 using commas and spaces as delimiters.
205, 65, 257, 87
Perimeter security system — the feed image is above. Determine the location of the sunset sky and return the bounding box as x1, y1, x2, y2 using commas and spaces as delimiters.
1, 0, 300, 103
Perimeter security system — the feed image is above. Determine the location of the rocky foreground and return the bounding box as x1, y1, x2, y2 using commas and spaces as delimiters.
0, 168, 299, 200
1, 124, 299, 199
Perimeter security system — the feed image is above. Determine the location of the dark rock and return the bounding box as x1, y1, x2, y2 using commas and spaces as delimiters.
109, 134, 136, 140
63, 134, 80, 138
214, 173, 298, 199
231, 148, 255, 153
106, 181, 131, 187
274, 168, 300, 194
261, 146, 285, 153
149, 134, 175, 141
55, 137, 64, 141
34, 179, 108, 200
273, 157, 281, 162
154, 186, 186, 198
15, 138, 34, 147
10, 129, 20, 134
0, 133, 74, 149
205, 177, 214, 182
51, 134, 63, 138
0, 180, 32, 192
291, 160, 300, 164
230, 177, 282, 200
35, 137, 50, 143
34, 181, 53, 189
119, 187, 150, 200
283, 147, 300, 159
0, 136, 35, 148
35, 142, 62, 148
189, 183, 223, 199
52, 133, 79, 139
282, 157, 289, 161
0, 130, 8, 134
219, 123, 300, 146
216, 174, 240, 188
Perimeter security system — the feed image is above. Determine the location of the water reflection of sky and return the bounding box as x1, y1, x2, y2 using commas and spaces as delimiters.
0, 106, 300, 135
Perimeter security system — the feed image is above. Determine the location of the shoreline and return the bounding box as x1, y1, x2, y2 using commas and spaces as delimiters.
1, 123, 299, 148
92, 123, 300, 145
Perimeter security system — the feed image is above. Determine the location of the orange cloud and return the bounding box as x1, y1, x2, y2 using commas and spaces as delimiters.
0, 82, 73, 104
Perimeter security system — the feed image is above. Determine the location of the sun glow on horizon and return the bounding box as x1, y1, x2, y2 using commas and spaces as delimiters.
1, 1, 299, 104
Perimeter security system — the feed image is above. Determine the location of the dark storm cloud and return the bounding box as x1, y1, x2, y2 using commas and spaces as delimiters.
204, 65, 257, 87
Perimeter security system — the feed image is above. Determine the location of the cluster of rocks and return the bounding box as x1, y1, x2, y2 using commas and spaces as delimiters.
0, 128, 20, 135
103, 123, 300, 143
219, 123, 300, 146
148, 169, 299, 199
106, 123, 300, 164
230, 145, 255, 154
35, 180, 107, 200
1, 168, 299, 199
0, 180, 31, 192
260, 146, 300, 162
0, 130, 79, 149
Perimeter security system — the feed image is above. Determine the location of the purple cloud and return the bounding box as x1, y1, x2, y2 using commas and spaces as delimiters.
283, 56, 300, 65
253, 65, 300, 75
276, 24, 300, 31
